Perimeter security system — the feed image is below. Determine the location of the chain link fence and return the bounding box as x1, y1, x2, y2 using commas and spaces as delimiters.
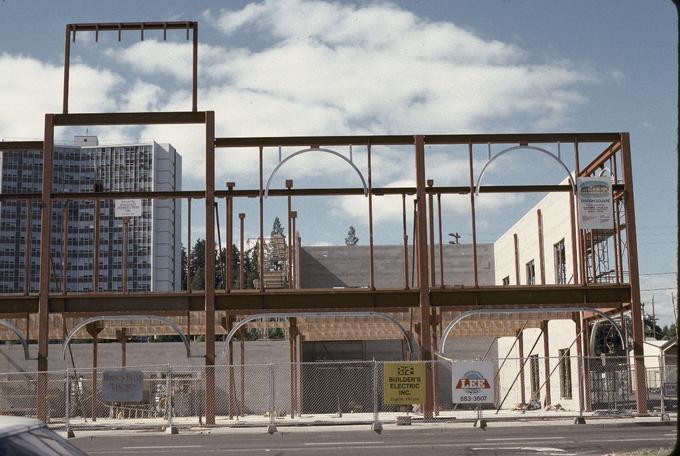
0, 355, 673, 431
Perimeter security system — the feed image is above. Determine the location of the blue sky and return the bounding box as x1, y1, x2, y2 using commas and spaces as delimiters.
0, 0, 676, 323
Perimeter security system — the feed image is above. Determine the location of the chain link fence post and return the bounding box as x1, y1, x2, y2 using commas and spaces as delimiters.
575, 355, 586, 424
659, 355, 669, 421
65, 368, 74, 438
371, 360, 382, 432
267, 363, 277, 434
165, 364, 178, 434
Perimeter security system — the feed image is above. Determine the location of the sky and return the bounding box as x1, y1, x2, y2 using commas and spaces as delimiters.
0, 0, 677, 324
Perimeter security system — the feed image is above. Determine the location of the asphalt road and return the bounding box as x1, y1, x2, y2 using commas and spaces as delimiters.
72, 423, 677, 456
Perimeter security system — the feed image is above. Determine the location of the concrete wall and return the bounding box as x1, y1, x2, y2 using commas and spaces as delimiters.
496, 320, 581, 410
494, 188, 577, 286
300, 243, 494, 288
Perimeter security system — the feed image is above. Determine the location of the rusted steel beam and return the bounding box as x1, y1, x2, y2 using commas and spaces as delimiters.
52, 111, 206, 126
68, 21, 196, 32
36, 114, 55, 422
430, 285, 631, 308
0, 284, 632, 315
0, 184, 624, 203
63, 25, 71, 113
537, 209, 546, 285
215, 132, 620, 148
0, 141, 44, 150
204, 111, 217, 425
414, 135, 434, 418
579, 141, 621, 177
620, 133, 647, 414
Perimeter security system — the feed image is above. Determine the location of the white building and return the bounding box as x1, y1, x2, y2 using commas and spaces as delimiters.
0, 136, 182, 292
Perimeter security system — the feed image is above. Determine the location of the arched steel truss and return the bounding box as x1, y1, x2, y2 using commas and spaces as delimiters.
264, 148, 368, 198
0, 320, 32, 360
222, 311, 416, 360
62, 315, 199, 358
437, 307, 624, 357
475, 145, 576, 195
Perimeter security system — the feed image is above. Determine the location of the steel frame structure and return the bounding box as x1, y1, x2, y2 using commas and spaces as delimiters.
0, 21, 648, 423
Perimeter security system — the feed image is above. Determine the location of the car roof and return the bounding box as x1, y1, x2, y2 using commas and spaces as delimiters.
0, 416, 46, 438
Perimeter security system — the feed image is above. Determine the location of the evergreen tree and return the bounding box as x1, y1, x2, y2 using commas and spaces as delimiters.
266, 217, 286, 272
345, 225, 359, 245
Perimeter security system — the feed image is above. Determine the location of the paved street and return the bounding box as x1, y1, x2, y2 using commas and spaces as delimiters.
71, 422, 676, 455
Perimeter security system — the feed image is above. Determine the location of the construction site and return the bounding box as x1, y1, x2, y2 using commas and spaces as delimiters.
0, 21, 673, 432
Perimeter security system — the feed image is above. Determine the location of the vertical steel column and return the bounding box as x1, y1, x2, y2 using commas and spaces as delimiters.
569, 191, 579, 284
589, 232, 597, 283
541, 321, 551, 405
62, 203, 68, 293
468, 142, 479, 287
239, 213, 245, 289
517, 328, 526, 404
291, 212, 297, 288
402, 194, 409, 290
192, 23, 198, 112
23, 200, 31, 295
367, 144, 375, 290
204, 111, 216, 425
574, 141, 587, 285
62, 26, 71, 114
619, 132, 647, 414
187, 198, 192, 292
513, 234, 520, 285
239, 327, 245, 416
613, 157, 623, 283
226, 315, 235, 419
258, 146, 265, 292
289, 317, 297, 418
286, 180, 293, 288
86, 322, 103, 422
427, 180, 436, 288
122, 217, 129, 293
414, 135, 433, 418
93, 199, 100, 292
37, 114, 54, 422
226, 182, 235, 292
437, 193, 444, 288
537, 210, 546, 284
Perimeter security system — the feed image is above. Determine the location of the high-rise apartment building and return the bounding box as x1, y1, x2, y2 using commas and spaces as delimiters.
0, 136, 182, 293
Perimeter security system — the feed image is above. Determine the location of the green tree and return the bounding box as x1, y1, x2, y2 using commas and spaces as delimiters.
345, 226, 359, 245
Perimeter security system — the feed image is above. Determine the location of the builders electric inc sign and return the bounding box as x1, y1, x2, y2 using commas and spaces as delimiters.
452, 361, 494, 404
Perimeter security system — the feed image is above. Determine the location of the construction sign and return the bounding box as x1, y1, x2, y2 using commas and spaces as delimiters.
383, 362, 426, 405
452, 361, 494, 404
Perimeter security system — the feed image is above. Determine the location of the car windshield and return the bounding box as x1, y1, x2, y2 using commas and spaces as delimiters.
0, 426, 87, 455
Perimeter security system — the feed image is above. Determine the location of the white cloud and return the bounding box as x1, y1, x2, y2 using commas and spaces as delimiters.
0, 54, 122, 141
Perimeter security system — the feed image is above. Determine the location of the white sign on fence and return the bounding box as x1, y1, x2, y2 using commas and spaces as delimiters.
102, 370, 144, 402
115, 199, 143, 218
577, 177, 614, 230
452, 361, 494, 404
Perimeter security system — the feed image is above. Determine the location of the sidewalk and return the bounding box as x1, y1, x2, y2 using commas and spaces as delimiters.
54, 412, 677, 438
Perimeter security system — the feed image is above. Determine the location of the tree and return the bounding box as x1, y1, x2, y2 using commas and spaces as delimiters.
345, 225, 359, 245
265, 217, 287, 273
271, 216, 284, 237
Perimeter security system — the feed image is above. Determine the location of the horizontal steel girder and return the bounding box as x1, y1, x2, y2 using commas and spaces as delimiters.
0, 285, 630, 316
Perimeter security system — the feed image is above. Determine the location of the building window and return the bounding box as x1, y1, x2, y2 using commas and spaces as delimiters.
558, 348, 572, 399
553, 239, 567, 284
502, 276, 510, 286
526, 260, 535, 285
530, 354, 540, 400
